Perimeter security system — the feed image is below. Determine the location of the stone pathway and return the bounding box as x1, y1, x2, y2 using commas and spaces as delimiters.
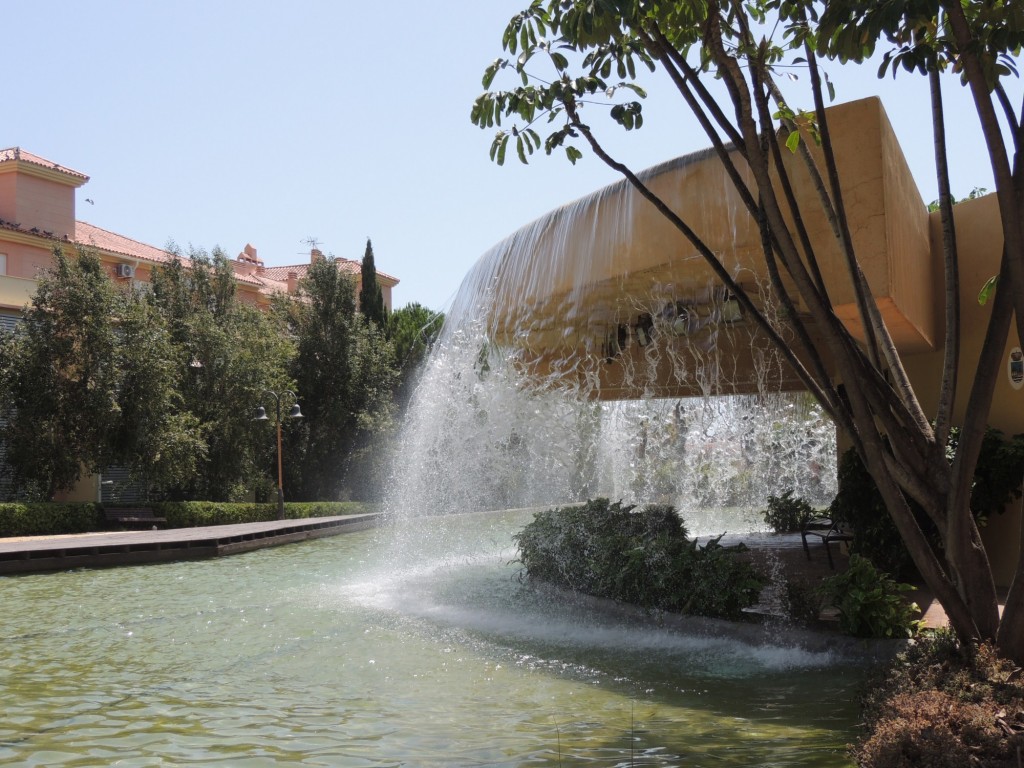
0, 514, 380, 575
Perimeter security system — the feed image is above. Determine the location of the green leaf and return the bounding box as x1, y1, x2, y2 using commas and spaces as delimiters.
489, 132, 505, 163
978, 274, 999, 305
785, 130, 801, 152
619, 83, 647, 97
482, 59, 505, 89
516, 135, 528, 164
566, 146, 583, 165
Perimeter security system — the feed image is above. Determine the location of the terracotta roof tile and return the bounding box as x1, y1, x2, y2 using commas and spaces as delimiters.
0, 147, 89, 180
261, 259, 398, 285
244, 271, 289, 291
72, 223, 278, 288
74, 221, 174, 265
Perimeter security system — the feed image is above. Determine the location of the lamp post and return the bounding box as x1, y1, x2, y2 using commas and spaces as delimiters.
253, 390, 303, 520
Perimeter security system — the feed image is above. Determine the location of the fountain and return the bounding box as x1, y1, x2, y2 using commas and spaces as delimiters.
0, 222, 870, 764
0, 140, 890, 768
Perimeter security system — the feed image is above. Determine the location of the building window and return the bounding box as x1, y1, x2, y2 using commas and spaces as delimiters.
0, 253, 6, 275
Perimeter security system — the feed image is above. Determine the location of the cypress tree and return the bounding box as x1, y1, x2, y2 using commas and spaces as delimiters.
358, 238, 387, 327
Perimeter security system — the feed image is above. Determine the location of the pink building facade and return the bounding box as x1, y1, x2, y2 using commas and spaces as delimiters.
0, 147, 398, 327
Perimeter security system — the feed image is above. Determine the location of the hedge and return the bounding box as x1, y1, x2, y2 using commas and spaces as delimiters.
152, 501, 375, 528
0, 503, 105, 538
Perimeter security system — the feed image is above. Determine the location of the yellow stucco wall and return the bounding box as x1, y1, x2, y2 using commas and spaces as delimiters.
901, 195, 1022, 586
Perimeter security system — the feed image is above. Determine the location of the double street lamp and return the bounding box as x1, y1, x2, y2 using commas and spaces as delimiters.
253, 389, 303, 520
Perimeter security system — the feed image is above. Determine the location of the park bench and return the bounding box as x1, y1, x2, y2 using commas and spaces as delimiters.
104, 507, 167, 529
800, 516, 853, 570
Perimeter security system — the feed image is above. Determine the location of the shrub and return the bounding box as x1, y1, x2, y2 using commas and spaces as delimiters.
818, 554, 923, 638
513, 498, 764, 620
0, 501, 374, 537
856, 633, 1024, 767
761, 490, 815, 533
0, 503, 102, 537
828, 448, 918, 579
153, 501, 373, 528
857, 691, 996, 768
952, 426, 1024, 525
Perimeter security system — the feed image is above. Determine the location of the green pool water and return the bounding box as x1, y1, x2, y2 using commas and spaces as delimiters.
0, 510, 866, 767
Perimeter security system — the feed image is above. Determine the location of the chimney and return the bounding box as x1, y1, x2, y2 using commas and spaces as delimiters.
310, 248, 323, 264
235, 243, 264, 275
287, 271, 298, 294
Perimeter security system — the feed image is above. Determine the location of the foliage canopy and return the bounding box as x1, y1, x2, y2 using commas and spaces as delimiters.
1, 244, 433, 505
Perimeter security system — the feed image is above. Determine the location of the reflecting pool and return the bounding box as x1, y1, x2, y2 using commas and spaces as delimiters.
0, 510, 866, 767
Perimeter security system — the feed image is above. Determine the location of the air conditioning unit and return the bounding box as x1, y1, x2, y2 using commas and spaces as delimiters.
115, 264, 134, 279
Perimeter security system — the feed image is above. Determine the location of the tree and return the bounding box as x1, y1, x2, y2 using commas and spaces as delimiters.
473, 2, 1024, 660
0, 247, 203, 499
108, 288, 206, 496
387, 302, 444, 410
284, 254, 397, 501
149, 246, 295, 501
358, 238, 387, 328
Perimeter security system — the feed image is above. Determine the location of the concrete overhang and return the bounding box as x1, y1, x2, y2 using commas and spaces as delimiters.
465, 97, 934, 399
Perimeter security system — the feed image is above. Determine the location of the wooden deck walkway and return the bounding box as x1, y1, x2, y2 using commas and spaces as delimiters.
0, 514, 380, 575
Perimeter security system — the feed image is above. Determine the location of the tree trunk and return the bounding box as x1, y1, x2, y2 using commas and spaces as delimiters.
870, 458, 980, 644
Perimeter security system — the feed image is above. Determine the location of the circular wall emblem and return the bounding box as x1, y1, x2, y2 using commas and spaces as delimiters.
1009, 347, 1024, 390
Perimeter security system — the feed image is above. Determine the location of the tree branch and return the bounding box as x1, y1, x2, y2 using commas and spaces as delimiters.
930, 64, 960, 447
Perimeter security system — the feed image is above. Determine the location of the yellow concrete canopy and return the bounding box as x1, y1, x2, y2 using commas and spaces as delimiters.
463, 97, 934, 399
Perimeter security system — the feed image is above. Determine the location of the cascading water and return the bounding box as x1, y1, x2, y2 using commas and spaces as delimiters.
0, 149, 895, 765
388, 331, 836, 530
387, 150, 837, 529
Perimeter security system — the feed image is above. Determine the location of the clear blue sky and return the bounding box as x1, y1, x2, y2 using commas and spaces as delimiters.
8, 1, 1009, 312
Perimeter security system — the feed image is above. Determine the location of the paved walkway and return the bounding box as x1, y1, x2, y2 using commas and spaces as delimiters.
0, 514, 380, 575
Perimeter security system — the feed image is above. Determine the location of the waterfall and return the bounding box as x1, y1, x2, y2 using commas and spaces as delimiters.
386, 151, 837, 530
